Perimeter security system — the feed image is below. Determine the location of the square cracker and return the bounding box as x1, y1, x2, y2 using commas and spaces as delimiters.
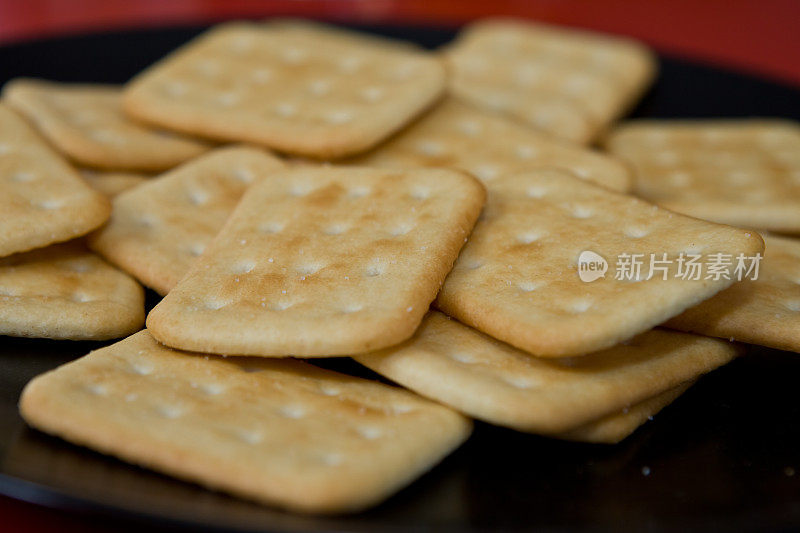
80, 169, 149, 197
558, 382, 693, 444
349, 98, 632, 192
88, 146, 285, 295
604, 119, 800, 233
147, 165, 485, 357
123, 21, 446, 159
355, 311, 733, 434
442, 19, 655, 144
0, 242, 144, 340
19, 330, 471, 513
666, 234, 800, 353
0, 103, 110, 258
3, 79, 209, 172
436, 168, 764, 357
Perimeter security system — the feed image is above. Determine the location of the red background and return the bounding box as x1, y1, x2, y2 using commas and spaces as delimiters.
1, 0, 798, 531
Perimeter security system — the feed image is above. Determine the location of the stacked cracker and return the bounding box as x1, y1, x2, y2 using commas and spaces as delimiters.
3, 18, 794, 515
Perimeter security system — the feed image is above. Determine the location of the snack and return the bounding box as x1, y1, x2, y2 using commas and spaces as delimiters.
88, 146, 285, 295
3, 79, 208, 171
666, 234, 800, 353
559, 382, 693, 444
436, 168, 764, 357
19, 330, 472, 513
0, 104, 110, 258
123, 20, 446, 158
604, 119, 800, 233
0, 242, 144, 339
443, 19, 655, 144
80, 169, 149, 197
350, 98, 632, 192
355, 312, 733, 434
147, 166, 485, 357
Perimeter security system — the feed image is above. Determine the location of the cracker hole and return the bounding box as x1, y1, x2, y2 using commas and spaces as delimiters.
655, 151, 680, 165
187, 189, 209, 205
131, 363, 152, 375
232, 260, 256, 274
157, 405, 183, 419
318, 384, 341, 396
194, 60, 219, 76
237, 429, 263, 444
35, 199, 64, 210
569, 205, 594, 219
360, 86, 383, 102
364, 263, 385, 277
260, 222, 285, 234
503, 375, 538, 389
624, 226, 649, 238
274, 103, 297, 118
357, 426, 382, 440
187, 243, 205, 257
390, 223, 413, 237
517, 280, 543, 292
410, 187, 430, 200
279, 405, 306, 419
201, 383, 225, 395
86, 383, 108, 395
450, 352, 476, 364
339, 56, 363, 73
252, 68, 272, 83
71, 292, 93, 303
416, 140, 445, 157
473, 165, 499, 181
323, 223, 348, 235
515, 145, 538, 159
280, 46, 306, 64
324, 110, 353, 125
308, 79, 331, 96
458, 120, 481, 136
216, 92, 239, 107
348, 186, 370, 199
516, 231, 544, 244
322, 453, 343, 466
297, 262, 323, 276
342, 303, 363, 314
566, 299, 593, 313
205, 298, 228, 310
526, 185, 548, 198
463, 258, 484, 270
10, 171, 34, 182
391, 404, 413, 415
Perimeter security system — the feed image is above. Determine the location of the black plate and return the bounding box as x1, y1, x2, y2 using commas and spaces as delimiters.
2, 23, 800, 533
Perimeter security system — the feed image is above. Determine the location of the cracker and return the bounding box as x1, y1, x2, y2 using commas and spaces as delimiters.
350, 98, 632, 192
3, 79, 209, 171
123, 21, 446, 158
604, 119, 800, 233
0, 103, 110, 258
147, 166, 485, 357
443, 19, 655, 144
88, 146, 285, 295
436, 168, 764, 357
19, 330, 471, 513
80, 169, 149, 197
558, 382, 693, 444
355, 312, 733, 434
0, 242, 144, 339
666, 234, 800, 353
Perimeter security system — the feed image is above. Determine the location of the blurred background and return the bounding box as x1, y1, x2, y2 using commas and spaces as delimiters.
0, 0, 798, 87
